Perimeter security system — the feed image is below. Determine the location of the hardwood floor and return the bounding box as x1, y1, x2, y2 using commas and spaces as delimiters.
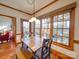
0, 42, 16, 59
0, 41, 72, 59
16, 44, 59, 59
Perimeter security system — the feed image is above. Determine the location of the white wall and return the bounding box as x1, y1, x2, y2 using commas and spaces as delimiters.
0, 5, 31, 43
36, 0, 79, 59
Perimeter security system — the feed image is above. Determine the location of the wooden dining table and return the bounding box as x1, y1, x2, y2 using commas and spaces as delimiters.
16, 36, 43, 59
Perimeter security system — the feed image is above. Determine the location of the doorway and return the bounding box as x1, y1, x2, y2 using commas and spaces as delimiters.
0, 14, 16, 45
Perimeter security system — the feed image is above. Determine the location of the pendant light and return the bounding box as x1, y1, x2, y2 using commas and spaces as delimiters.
29, 0, 37, 22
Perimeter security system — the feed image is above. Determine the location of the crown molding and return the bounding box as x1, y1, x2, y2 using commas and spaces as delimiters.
0, 14, 16, 18
37, 2, 76, 18
0, 3, 32, 15
0, 0, 58, 15
32, 0, 58, 15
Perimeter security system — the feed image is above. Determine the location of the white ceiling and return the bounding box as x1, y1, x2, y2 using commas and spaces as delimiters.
0, 0, 55, 14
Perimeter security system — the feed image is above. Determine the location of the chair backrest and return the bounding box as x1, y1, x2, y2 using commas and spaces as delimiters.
41, 39, 52, 59
21, 42, 34, 59
22, 42, 28, 51
22, 42, 34, 53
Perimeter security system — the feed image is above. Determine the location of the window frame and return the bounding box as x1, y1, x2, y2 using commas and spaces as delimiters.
41, 17, 51, 39
51, 8, 75, 50
21, 19, 31, 38
35, 20, 41, 37
35, 3, 76, 50
38, 2, 77, 51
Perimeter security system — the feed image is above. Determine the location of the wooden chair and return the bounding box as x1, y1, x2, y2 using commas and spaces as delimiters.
21, 42, 34, 59
33, 39, 52, 59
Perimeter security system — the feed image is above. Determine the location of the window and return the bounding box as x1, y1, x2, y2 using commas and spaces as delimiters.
52, 12, 70, 45
23, 21, 29, 35
51, 7, 75, 50
22, 20, 30, 40
35, 20, 41, 37
42, 18, 50, 39
37, 3, 76, 50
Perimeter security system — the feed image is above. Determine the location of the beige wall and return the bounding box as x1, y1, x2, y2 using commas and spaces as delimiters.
0, 5, 31, 43
36, 0, 79, 59
0, 0, 79, 59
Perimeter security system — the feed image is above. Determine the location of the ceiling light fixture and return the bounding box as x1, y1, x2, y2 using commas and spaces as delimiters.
29, 0, 38, 22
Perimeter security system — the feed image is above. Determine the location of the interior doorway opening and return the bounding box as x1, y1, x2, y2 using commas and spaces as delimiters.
0, 14, 16, 45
